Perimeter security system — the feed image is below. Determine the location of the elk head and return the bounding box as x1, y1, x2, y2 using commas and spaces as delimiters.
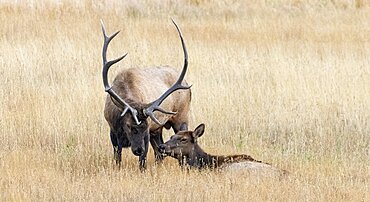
101, 19, 191, 156
159, 124, 205, 158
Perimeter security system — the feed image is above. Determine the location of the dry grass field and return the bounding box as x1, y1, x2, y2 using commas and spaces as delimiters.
1, 0, 370, 201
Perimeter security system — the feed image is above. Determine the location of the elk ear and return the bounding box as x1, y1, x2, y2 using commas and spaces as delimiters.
192, 123, 205, 139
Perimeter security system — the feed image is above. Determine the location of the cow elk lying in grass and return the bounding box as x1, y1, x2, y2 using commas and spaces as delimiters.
159, 124, 288, 176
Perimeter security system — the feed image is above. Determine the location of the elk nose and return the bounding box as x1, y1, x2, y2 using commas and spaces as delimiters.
133, 148, 144, 156
158, 144, 166, 153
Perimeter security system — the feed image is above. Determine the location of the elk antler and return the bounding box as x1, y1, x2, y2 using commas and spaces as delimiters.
101, 20, 141, 125
144, 19, 192, 125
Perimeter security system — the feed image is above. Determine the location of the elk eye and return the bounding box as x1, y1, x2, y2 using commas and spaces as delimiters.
180, 138, 187, 142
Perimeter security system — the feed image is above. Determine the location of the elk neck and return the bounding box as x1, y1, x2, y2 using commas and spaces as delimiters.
180, 144, 261, 169
180, 144, 227, 169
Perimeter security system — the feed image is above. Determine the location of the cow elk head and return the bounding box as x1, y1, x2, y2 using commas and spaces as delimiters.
159, 124, 205, 158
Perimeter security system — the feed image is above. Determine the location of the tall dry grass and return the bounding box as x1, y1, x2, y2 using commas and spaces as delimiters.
0, 0, 369, 201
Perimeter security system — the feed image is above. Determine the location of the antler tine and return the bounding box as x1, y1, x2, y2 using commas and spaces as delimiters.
101, 20, 141, 125
145, 108, 178, 126
144, 19, 192, 125
171, 18, 189, 86
147, 113, 162, 126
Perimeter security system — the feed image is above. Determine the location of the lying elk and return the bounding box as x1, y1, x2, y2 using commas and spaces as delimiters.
101, 19, 191, 170
159, 124, 288, 175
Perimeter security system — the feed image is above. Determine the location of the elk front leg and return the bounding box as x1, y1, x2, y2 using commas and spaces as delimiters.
150, 127, 165, 163
110, 130, 122, 166
139, 134, 149, 171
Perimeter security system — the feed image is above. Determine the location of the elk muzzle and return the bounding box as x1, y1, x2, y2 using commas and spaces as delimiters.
158, 144, 166, 153
132, 147, 144, 156
158, 144, 172, 157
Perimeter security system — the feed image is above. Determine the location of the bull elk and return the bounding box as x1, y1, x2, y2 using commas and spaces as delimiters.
101, 19, 191, 170
159, 124, 288, 175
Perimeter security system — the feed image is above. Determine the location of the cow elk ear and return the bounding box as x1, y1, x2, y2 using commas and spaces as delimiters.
192, 123, 205, 139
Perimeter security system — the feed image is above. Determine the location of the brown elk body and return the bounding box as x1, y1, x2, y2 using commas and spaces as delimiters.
159, 124, 288, 175
101, 20, 191, 170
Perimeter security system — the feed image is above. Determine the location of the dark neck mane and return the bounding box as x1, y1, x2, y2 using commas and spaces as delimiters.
178, 144, 260, 169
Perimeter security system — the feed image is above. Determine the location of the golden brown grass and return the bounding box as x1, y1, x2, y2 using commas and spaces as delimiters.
1, 0, 370, 201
